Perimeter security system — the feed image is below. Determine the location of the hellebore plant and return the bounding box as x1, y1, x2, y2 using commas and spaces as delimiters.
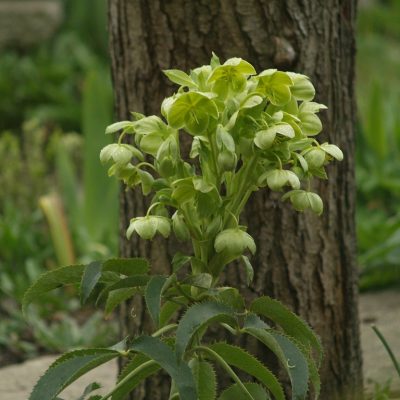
24, 54, 343, 400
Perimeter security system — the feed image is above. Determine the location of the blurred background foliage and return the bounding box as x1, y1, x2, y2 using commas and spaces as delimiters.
357, 0, 400, 290
0, 0, 399, 366
0, 0, 118, 365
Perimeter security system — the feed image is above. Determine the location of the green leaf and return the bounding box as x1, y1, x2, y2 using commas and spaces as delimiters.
172, 252, 191, 272
163, 69, 198, 89
219, 383, 268, 400
272, 333, 309, 400
105, 288, 137, 316
298, 112, 322, 136
80, 261, 102, 304
287, 73, 315, 101
139, 133, 164, 156
138, 169, 154, 195
23, 264, 85, 315
243, 320, 311, 400
241, 94, 264, 109
129, 336, 197, 400
320, 143, 343, 161
175, 302, 237, 359
254, 129, 276, 150
250, 296, 322, 364
105, 121, 133, 134
97, 275, 149, 306
209, 343, 284, 400
145, 275, 168, 326
190, 360, 217, 400
77, 382, 102, 400
29, 349, 120, 400
102, 258, 149, 275
110, 354, 160, 400
159, 301, 182, 327
241, 256, 254, 286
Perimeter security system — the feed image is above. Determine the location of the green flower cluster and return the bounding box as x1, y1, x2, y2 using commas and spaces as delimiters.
101, 54, 342, 274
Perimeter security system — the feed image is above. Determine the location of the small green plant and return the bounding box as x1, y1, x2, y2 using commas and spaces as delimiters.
24, 55, 343, 400
367, 326, 400, 400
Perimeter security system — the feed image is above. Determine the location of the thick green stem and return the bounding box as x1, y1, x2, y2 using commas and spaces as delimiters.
226, 154, 258, 225
151, 323, 178, 338
209, 133, 221, 188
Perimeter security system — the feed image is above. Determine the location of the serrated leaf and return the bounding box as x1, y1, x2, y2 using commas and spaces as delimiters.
190, 360, 217, 400
129, 336, 197, 400
110, 354, 160, 400
250, 296, 322, 364
102, 258, 149, 275
209, 343, 284, 400
243, 322, 310, 400
159, 301, 182, 327
105, 288, 137, 316
80, 261, 102, 304
77, 382, 102, 400
219, 382, 268, 400
272, 333, 309, 400
145, 275, 168, 326
23, 264, 85, 315
96, 275, 149, 306
175, 302, 237, 359
29, 349, 120, 400
172, 252, 191, 272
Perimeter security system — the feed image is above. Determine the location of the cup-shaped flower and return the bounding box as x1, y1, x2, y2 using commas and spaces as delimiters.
283, 190, 323, 215
167, 92, 218, 135
100, 143, 143, 165
304, 148, 326, 169
258, 169, 300, 191
127, 216, 171, 240
208, 57, 256, 97
214, 228, 256, 256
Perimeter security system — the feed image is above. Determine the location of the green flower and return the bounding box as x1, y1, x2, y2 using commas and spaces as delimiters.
167, 92, 218, 135
208, 57, 256, 97
100, 143, 143, 165
127, 216, 171, 240
214, 228, 256, 255
283, 190, 323, 215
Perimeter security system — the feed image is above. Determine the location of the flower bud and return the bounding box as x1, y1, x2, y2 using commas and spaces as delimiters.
217, 150, 237, 172
290, 191, 323, 215
172, 211, 190, 242
304, 148, 326, 169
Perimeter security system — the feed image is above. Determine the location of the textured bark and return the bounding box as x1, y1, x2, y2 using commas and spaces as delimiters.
108, 1, 362, 399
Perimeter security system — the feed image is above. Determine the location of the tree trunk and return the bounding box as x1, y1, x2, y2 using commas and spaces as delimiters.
108, 1, 362, 399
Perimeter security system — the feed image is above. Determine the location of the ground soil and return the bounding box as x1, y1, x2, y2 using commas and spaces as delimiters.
0, 290, 399, 400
